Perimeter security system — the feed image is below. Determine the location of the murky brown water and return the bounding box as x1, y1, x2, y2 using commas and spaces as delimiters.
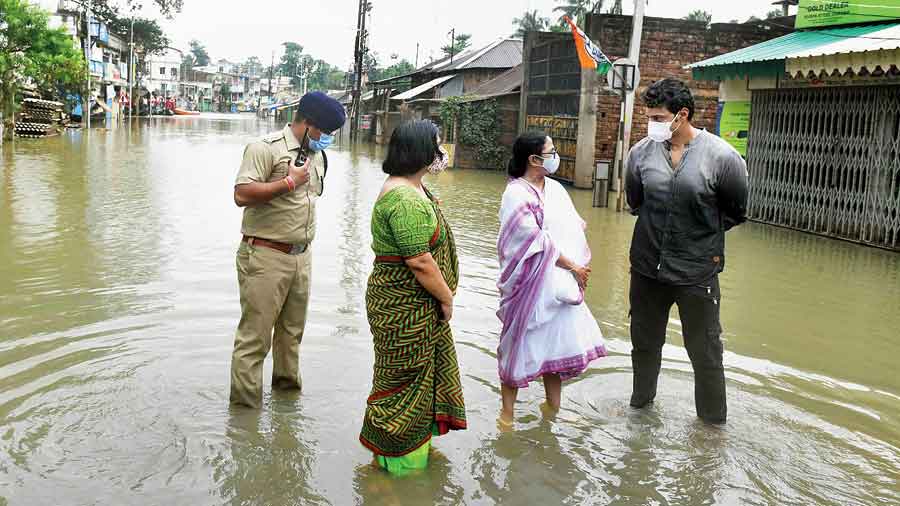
1, 115, 898, 506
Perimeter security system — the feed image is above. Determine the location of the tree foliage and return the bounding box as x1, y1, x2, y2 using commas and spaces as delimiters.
554, 0, 604, 28
279, 41, 304, 88
278, 42, 346, 92
441, 33, 472, 58
513, 10, 550, 38
108, 17, 169, 56
684, 9, 712, 27
608, 0, 623, 15
86, 0, 183, 22
240, 56, 263, 77
367, 54, 415, 82
189, 39, 210, 66
0, 0, 86, 140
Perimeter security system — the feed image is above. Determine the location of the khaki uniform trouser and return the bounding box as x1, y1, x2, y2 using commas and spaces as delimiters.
230, 240, 311, 408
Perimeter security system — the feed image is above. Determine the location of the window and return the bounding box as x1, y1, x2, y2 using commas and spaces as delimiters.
159, 67, 166, 75
171, 68, 177, 77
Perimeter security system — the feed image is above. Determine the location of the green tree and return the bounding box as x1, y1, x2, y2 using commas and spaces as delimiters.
608, 0, 623, 15
303, 58, 345, 91
279, 42, 305, 89
108, 17, 169, 56
218, 82, 231, 111
189, 39, 210, 66
441, 33, 472, 58
107, 16, 169, 87
86, 0, 183, 22
241, 56, 263, 77
181, 54, 195, 76
513, 10, 550, 37
369, 57, 415, 82
554, 0, 604, 28
0, 0, 87, 140
684, 9, 712, 27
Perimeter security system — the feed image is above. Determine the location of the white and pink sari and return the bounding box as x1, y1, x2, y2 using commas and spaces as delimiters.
496, 177, 607, 388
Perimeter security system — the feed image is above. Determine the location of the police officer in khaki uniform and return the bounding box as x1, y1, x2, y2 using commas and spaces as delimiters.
230, 91, 346, 408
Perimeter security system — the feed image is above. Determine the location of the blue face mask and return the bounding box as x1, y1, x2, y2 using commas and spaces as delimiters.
309, 132, 334, 152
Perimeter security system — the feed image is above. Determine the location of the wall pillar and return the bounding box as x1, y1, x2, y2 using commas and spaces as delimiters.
575, 68, 598, 189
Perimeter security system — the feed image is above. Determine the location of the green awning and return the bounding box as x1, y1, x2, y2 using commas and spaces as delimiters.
687, 23, 899, 80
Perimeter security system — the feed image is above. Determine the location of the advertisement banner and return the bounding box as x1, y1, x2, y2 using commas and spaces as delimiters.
796, 0, 900, 29
716, 101, 751, 158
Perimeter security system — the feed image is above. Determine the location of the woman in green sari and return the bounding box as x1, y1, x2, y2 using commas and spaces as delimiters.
360, 120, 467, 475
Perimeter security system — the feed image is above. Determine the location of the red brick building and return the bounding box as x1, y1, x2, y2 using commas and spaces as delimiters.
521, 14, 793, 184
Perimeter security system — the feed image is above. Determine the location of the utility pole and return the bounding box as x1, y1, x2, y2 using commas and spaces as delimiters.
85, 0, 93, 130
268, 51, 274, 110
415, 43, 419, 68
128, 11, 135, 120
449, 28, 455, 63
350, 0, 368, 141
616, 0, 646, 212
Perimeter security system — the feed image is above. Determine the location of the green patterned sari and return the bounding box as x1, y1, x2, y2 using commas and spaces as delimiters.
360, 186, 467, 471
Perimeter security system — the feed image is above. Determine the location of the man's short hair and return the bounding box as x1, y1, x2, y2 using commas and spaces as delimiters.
642, 78, 695, 121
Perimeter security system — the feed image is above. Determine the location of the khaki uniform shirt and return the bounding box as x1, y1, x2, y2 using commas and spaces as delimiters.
235, 125, 325, 245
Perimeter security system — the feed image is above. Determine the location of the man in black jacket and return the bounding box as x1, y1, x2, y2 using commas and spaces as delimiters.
625, 78, 749, 423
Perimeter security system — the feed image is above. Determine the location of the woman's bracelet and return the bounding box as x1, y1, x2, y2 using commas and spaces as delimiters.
283, 176, 296, 192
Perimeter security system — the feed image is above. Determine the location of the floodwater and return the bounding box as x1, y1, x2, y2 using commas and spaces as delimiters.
1, 114, 898, 506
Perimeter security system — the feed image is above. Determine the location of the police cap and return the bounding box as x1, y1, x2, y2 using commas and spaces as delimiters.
296, 91, 347, 133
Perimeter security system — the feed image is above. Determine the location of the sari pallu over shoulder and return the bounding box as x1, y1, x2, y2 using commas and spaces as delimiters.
496, 179, 561, 387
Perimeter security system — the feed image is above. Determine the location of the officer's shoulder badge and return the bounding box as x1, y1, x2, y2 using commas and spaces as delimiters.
261, 131, 283, 144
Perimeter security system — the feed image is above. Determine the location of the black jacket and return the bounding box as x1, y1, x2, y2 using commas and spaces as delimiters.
625, 131, 749, 286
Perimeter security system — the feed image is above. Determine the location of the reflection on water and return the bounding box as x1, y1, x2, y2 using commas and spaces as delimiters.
0, 114, 898, 505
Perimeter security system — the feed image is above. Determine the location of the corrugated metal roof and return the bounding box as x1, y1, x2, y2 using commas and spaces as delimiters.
465, 39, 524, 69
688, 23, 900, 69
391, 74, 457, 101
788, 23, 900, 58
420, 39, 523, 73
466, 64, 523, 97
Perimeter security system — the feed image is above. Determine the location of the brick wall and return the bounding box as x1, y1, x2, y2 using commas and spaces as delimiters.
585, 14, 792, 162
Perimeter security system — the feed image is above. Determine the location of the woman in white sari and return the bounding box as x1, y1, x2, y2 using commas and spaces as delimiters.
496, 132, 607, 425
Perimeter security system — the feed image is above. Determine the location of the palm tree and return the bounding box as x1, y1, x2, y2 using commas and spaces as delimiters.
684, 9, 712, 28
513, 10, 550, 37
554, 0, 604, 28
608, 0, 623, 15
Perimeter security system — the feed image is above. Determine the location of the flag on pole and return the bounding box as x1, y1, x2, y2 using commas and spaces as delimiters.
565, 16, 613, 76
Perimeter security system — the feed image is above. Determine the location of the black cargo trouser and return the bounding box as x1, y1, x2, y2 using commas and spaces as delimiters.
629, 270, 727, 423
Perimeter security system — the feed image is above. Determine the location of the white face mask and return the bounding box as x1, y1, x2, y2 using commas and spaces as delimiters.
647, 113, 684, 143
534, 152, 560, 175
648, 120, 674, 143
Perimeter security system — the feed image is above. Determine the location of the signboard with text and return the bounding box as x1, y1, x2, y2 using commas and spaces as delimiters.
796, 0, 900, 28
716, 101, 751, 158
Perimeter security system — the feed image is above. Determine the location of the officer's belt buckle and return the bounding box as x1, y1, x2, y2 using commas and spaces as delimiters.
289, 243, 308, 255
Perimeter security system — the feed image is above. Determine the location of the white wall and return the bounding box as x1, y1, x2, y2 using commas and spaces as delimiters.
718, 76, 780, 101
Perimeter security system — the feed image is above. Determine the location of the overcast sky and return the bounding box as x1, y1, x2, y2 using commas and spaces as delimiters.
135, 0, 787, 68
